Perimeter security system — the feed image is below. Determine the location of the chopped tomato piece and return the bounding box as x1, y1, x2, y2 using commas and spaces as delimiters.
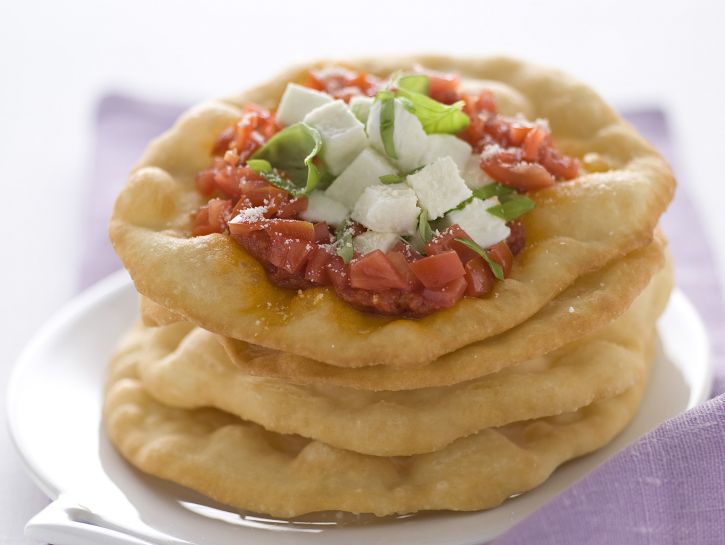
487, 241, 514, 277
428, 73, 460, 104
463, 257, 495, 297
540, 147, 579, 180
313, 222, 333, 243
327, 255, 350, 291
304, 246, 333, 284
425, 225, 480, 263
386, 251, 422, 291
508, 121, 533, 147
267, 234, 314, 274
228, 219, 266, 237
521, 124, 549, 162
304, 67, 381, 101
211, 126, 236, 156
481, 149, 556, 192
349, 250, 408, 291
409, 251, 465, 289
191, 198, 232, 236
266, 219, 315, 241
506, 220, 526, 256
422, 277, 467, 308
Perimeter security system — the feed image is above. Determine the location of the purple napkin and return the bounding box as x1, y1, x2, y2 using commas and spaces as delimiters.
82, 95, 725, 544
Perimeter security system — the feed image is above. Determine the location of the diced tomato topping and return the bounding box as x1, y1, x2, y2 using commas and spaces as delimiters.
313, 222, 332, 244
409, 251, 466, 289
267, 234, 314, 274
521, 124, 548, 162
386, 250, 423, 291
463, 257, 496, 297
304, 246, 334, 284
228, 218, 266, 237
540, 147, 580, 180
349, 250, 408, 291
304, 67, 382, 102
487, 241, 514, 277
425, 225, 480, 263
422, 277, 468, 308
506, 220, 526, 256
459, 91, 497, 145
428, 73, 460, 104
481, 148, 556, 192
191, 198, 232, 236
266, 219, 315, 241
327, 255, 350, 291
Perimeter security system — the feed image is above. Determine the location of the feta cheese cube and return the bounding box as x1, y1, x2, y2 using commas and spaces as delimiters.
276, 83, 333, 127
351, 184, 420, 235
300, 190, 349, 227
423, 134, 472, 171
367, 98, 428, 173
353, 231, 400, 256
349, 96, 374, 124
324, 148, 397, 209
303, 100, 368, 176
441, 197, 510, 249
461, 153, 496, 189
406, 156, 472, 220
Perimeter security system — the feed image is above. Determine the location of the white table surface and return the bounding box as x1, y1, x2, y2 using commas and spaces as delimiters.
1, 1, 724, 543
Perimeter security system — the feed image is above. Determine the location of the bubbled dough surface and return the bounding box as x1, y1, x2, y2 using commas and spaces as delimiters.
104, 325, 653, 518
135, 259, 670, 456
109, 55, 675, 368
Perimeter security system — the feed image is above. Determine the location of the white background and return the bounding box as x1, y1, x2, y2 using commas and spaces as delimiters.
1, 0, 724, 542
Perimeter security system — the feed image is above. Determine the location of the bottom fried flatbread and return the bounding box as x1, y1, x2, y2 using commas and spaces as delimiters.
105, 334, 653, 517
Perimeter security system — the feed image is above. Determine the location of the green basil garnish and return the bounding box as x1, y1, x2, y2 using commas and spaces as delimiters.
395, 87, 469, 135
472, 183, 517, 201
379, 174, 405, 184
417, 209, 434, 243
454, 238, 504, 280
377, 91, 398, 160
487, 195, 535, 221
397, 74, 430, 95
259, 170, 304, 197
252, 123, 322, 195
334, 222, 355, 264
246, 159, 273, 173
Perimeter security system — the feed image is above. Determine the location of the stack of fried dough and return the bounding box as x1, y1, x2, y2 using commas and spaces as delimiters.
105, 56, 676, 518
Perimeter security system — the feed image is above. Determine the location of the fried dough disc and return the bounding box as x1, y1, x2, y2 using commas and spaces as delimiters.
110, 55, 674, 368
135, 262, 668, 456
216, 237, 669, 390
105, 331, 653, 517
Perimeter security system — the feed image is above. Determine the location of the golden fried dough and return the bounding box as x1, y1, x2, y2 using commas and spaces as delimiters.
105, 328, 653, 517
135, 262, 667, 456
110, 56, 674, 368
218, 238, 669, 390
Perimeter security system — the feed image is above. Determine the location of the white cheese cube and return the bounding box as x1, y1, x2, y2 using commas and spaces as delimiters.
406, 156, 472, 220
303, 100, 368, 176
351, 184, 420, 235
349, 96, 374, 124
367, 98, 428, 173
324, 148, 397, 209
462, 153, 496, 189
441, 197, 510, 249
353, 231, 400, 256
276, 83, 333, 127
423, 134, 472, 172
300, 190, 349, 227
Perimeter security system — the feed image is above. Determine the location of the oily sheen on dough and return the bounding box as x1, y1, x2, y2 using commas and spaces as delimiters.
135, 261, 669, 456
109, 55, 674, 368
104, 329, 653, 517
217, 237, 669, 390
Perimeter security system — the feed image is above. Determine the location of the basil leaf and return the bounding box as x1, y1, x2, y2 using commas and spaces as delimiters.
417, 209, 434, 243
395, 87, 470, 134
472, 183, 516, 201
252, 123, 322, 195
246, 159, 272, 173
335, 229, 354, 264
379, 174, 405, 184
259, 170, 303, 197
487, 195, 535, 221
397, 74, 430, 95
377, 92, 398, 160
454, 238, 504, 280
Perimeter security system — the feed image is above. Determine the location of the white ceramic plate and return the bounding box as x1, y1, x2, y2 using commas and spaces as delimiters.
6, 270, 712, 545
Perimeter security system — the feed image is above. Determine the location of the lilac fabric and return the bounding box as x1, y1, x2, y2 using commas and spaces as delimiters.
81, 95, 725, 544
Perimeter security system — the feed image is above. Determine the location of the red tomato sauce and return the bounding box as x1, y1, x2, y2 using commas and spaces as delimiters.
190, 69, 579, 317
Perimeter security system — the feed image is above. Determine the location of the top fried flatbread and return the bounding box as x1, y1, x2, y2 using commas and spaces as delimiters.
110, 55, 674, 368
